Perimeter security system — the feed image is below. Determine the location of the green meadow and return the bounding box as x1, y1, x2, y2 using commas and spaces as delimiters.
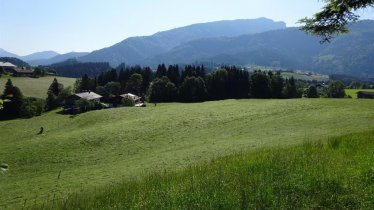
0, 99, 373, 209
39, 130, 374, 209
345, 89, 374, 98
0, 76, 76, 98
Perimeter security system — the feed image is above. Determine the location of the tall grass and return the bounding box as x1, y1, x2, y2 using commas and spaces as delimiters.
1, 99, 373, 209
34, 130, 374, 209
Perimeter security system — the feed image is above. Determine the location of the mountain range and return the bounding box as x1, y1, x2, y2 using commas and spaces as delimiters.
2, 18, 374, 78
80, 18, 374, 77
0, 49, 89, 66
79, 18, 287, 67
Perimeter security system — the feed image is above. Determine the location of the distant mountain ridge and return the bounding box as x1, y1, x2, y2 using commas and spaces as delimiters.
2, 18, 374, 78
143, 20, 374, 77
79, 18, 287, 66
0, 49, 89, 66
28, 52, 90, 66
21, 51, 59, 61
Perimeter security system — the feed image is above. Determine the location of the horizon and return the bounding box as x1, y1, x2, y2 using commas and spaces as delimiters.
1, 0, 374, 55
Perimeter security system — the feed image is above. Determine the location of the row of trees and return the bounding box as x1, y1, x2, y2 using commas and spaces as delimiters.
74, 65, 305, 103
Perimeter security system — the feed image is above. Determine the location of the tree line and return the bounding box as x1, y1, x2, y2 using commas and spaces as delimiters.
1, 64, 349, 120
73, 64, 305, 104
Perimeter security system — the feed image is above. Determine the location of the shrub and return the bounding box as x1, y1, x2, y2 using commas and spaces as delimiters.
306, 85, 319, 98
121, 97, 135, 107
20, 97, 45, 118
326, 81, 346, 98
75, 99, 96, 113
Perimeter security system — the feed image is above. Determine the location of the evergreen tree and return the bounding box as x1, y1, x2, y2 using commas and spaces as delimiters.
45, 78, 64, 111
270, 72, 284, 98
167, 65, 181, 86
156, 64, 167, 78
283, 76, 299, 98
48, 78, 63, 96
306, 85, 319, 98
0, 66, 5, 75
251, 71, 271, 98
1, 79, 24, 118
206, 69, 228, 100
141, 67, 153, 94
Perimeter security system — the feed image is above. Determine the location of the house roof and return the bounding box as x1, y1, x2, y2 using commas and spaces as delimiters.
13, 67, 33, 74
120, 93, 140, 100
0, 62, 16, 68
75, 92, 102, 100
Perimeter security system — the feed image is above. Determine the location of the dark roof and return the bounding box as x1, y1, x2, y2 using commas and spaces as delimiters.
357, 91, 374, 96
13, 67, 33, 74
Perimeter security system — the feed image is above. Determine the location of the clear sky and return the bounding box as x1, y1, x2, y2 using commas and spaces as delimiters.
1, 0, 373, 55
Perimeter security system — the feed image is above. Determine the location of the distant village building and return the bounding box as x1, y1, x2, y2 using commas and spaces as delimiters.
11, 67, 34, 76
120, 93, 141, 103
0, 62, 17, 72
0, 62, 33, 76
357, 91, 374, 99
64, 91, 103, 114
66, 91, 103, 104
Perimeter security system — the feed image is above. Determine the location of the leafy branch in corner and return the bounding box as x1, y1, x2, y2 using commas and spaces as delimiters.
299, 0, 374, 43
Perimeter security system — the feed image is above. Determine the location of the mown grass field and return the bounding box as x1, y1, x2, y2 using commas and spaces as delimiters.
0, 76, 76, 98
345, 89, 374, 98
38, 130, 374, 209
0, 99, 373, 209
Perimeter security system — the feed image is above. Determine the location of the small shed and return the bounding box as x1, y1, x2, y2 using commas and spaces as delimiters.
357, 91, 374, 99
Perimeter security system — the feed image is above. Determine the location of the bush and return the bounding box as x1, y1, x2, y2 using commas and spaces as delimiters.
306, 85, 319, 98
20, 97, 45, 118
326, 81, 346, 98
75, 99, 96, 113
121, 97, 135, 107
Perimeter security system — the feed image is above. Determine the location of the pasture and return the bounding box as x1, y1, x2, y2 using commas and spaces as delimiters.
0, 99, 373, 209
0, 76, 76, 98
345, 89, 374, 98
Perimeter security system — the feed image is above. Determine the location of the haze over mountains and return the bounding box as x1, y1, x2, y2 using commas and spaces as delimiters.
79, 18, 287, 66
0, 49, 89, 66
2, 17, 374, 77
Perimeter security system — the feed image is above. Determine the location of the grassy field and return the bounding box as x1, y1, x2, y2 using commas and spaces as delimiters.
0, 99, 373, 209
0, 76, 76, 98
37, 130, 374, 209
245, 65, 329, 81
345, 89, 374, 98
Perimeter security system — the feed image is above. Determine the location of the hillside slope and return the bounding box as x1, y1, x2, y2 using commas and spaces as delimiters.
0, 76, 76, 98
38, 130, 374, 209
145, 20, 374, 77
0, 99, 373, 209
79, 18, 286, 66
28, 52, 90, 66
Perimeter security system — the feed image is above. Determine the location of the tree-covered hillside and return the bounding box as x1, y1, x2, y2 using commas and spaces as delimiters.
79, 18, 286, 66
0, 57, 30, 67
145, 20, 374, 78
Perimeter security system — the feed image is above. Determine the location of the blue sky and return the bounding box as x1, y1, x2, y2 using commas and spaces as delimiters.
1, 0, 373, 55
